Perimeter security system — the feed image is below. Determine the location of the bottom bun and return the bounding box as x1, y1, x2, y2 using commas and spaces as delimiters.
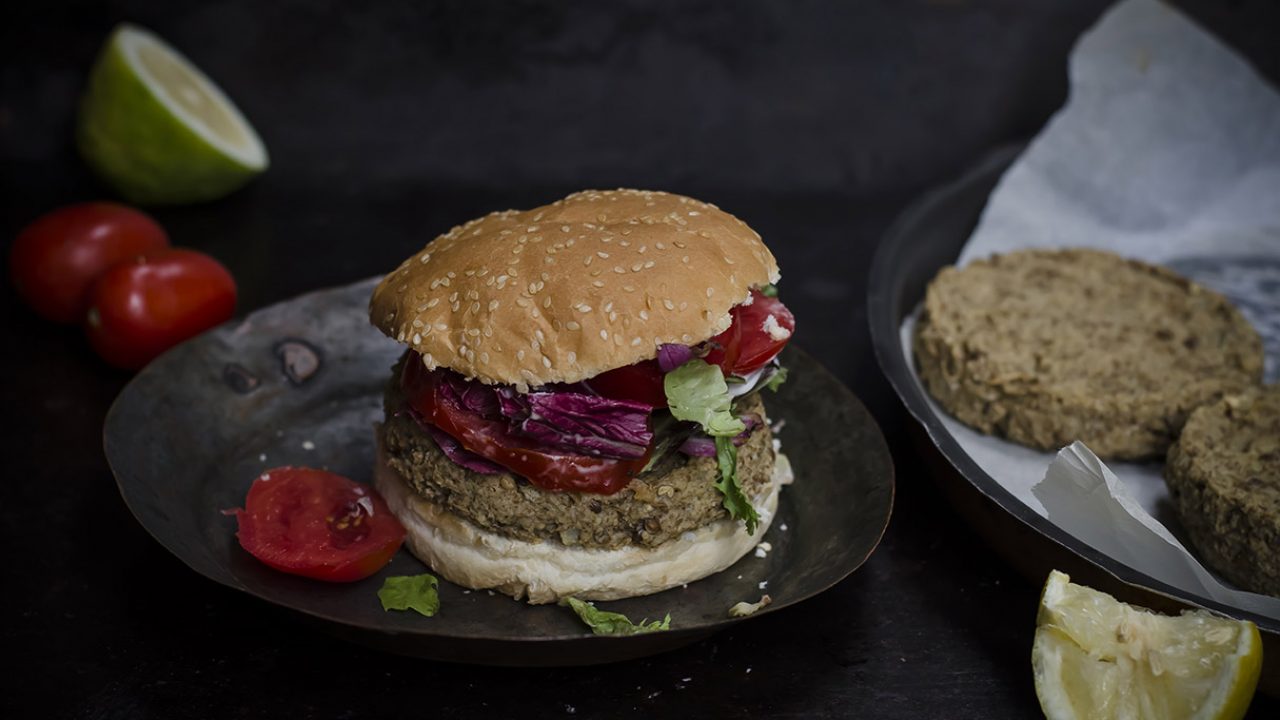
373, 436, 789, 604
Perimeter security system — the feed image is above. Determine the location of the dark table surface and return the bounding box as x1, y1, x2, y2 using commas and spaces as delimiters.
4, 1, 1279, 718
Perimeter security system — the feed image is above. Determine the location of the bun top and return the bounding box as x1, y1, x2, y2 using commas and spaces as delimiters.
370, 189, 780, 389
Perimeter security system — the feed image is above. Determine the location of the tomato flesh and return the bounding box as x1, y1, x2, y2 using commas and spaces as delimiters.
402, 358, 648, 494
85, 248, 237, 370
704, 289, 795, 376
584, 360, 669, 407
234, 467, 405, 582
10, 202, 169, 323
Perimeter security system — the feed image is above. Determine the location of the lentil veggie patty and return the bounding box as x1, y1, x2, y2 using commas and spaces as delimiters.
1165, 387, 1280, 597
379, 379, 776, 551
913, 248, 1263, 460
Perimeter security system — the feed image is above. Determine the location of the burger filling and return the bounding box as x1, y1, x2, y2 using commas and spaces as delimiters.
397, 287, 794, 533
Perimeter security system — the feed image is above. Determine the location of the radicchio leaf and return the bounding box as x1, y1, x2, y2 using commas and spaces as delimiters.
678, 414, 761, 457
657, 344, 694, 373
519, 392, 654, 459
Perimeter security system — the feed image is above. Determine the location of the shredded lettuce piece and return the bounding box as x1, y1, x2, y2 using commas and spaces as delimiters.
562, 597, 670, 635
665, 358, 758, 532
664, 359, 746, 437
763, 364, 788, 392
715, 436, 759, 534
378, 574, 440, 617
758, 283, 779, 298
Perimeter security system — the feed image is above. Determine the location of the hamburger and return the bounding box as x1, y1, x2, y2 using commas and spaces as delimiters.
369, 189, 795, 604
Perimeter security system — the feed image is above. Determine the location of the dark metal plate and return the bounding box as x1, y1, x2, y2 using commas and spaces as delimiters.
105, 278, 894, 666
867, 145, 1280, 636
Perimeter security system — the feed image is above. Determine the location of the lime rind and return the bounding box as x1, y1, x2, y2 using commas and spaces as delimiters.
76, 23, 268, 205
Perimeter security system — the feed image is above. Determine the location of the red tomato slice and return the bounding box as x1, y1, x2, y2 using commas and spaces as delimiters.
85, 248, 237, 370
9, 202, 169, 323
704, 289, 795, 376
402, 358, 648, 494
233, 467, 405, 582
583, 360, 668, 407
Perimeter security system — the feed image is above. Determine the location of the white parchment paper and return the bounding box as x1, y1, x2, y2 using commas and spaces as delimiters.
899, 0, 1280, 619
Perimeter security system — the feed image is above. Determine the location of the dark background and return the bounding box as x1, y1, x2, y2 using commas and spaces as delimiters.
3, 1, 1279, 717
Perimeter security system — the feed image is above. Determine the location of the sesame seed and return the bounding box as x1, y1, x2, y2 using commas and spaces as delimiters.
467, 328, 480, 337
451, 301, 461, 312
673, 240, 687, 248
516, 297, 530, 307
542, 297, 551, 308
575, 303, 592, 313
412, 333, 422, 344
480, 352, 490, 363
597, 251, 609, 259
424, 353, 434, 365
682, 256, 690, 264
592, 280, 604, 288
631, 337, 642, 346
599, 329, 609, 340
663, 299, 675, 310
643, 261, 655, 269
631, 262, 643, 272
639, 310, 649, 321
488, 300, 500, 311
706, 288, 715, 298
613, 266, 626, 274
517, 350, 526, 361
623, 284, 636, 292
561, 225, 571, 232
583, 256, 593, 267
603, 302, 614, 312
566, 320, 581, 330
655, 242, 665, 250
609, 311, 618, 322
542, 356, 551, 368
567, 351, 577, 363
412, 318, 424, 328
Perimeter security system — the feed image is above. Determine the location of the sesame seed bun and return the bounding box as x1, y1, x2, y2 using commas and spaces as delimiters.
369, 189, 780, 389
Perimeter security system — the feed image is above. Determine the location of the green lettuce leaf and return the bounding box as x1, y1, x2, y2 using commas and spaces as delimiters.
664, 359, 746, 437
562, 597, 670, 635
378, 574, 440, 617
763, 364, 788, 392
758, 283, 779, 298
715, 436, 759, 534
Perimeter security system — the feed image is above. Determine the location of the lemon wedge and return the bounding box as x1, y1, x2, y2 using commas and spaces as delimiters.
1033, 570, 1261, 720
76, 24, 268, 205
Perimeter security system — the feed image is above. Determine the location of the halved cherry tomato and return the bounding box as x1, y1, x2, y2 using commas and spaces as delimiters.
233, 467, 405, 582
704, 289, 795, 376
9, 202, 169, 323
402, 358, 648, 494
84, 248, 237, 370
584, 360, 668, 407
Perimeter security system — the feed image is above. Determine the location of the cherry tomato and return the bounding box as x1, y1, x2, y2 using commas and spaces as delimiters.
402, 357, 648, 494
9, 202, 170, 323
84, 248, 237, 370
704, 289, 795, 376
584, 360, 668, 407
233, 467, 405, 582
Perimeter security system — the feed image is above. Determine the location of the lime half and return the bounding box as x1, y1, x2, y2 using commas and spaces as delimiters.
77, 23, 268, 205
1033, 570, 1262, 720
